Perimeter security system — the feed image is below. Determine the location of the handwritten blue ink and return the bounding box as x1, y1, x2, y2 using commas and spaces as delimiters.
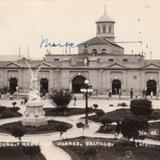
40, 36, 89, 48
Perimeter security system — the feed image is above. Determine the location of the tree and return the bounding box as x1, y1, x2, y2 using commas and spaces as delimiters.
55, 124, 69, 138
93, 104, 98, 109
121, 117, 148, 141
11, 127, 25, 145
130, 99, 153, 117
50, 89, 72, 108
76, 122, 85, 135
120, 99, 152, 141
12, 102, 17, 108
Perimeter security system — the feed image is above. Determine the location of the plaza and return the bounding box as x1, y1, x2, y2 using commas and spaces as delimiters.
0, 1, 160, 160
0, 97, 160, 160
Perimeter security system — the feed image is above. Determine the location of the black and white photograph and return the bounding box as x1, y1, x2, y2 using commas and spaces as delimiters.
0, 0, 160, 159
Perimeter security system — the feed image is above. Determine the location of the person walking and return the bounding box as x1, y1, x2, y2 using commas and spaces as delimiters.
150, 91, 153, 99
115, 121, 121, 139
119, 89, 122, 99
130, 88, 133, 99
144, 88, 147, 98
108, 89, 112, 99
73, 95, 77, 106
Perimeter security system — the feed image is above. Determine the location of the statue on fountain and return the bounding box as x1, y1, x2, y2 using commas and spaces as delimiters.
25, 61, 42, 100
22, 61, 48, 127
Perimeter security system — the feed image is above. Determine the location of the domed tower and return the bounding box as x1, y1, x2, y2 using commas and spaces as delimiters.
78, 8, 124, 55
96, 11, 115, 42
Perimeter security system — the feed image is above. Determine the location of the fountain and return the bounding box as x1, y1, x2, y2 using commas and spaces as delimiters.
22, 61, 48, 127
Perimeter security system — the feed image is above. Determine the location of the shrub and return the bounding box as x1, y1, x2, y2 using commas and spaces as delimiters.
10, 107, 20, 112
76, 122, 85, 129
50, 89, 72, 108
118, 103, 128, 107
93, 104, 98, 109
130, 99, 153, 116
12, 102, 17, 108
94, 109, 105, 116
100, 117, 113, 126
0, 86, 8, 94
121, 117, 148, 140
0, 106, 6, 113
83, 147, 96, 157
22, 97, 28, 104
23, 146, 41, 157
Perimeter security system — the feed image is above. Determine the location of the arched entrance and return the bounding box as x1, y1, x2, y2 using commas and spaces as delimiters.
147, 80, 157, 96
72, 76, 86, 93
112, 79, 121, 95
9, 78, 17, 94
40, 78, 48, 95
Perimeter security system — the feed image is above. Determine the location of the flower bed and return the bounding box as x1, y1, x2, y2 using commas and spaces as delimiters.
54, 136, 160, 160
0, 145, 46, 160
0, 120, 72, 134
0, 106, 22, 119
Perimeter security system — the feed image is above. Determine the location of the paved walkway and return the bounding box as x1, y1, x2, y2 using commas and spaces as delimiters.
1, 98, 160, 113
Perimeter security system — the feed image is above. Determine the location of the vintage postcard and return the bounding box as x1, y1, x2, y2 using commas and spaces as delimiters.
0, 0, 160, 160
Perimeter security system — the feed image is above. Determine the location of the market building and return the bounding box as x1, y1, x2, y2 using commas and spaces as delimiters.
0, 12, 159, 96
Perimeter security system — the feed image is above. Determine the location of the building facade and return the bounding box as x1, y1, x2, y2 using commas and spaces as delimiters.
0, 12, 160, 96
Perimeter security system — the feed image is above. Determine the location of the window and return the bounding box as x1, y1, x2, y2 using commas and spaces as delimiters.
108, 58, 114, 62
109, 25, 112, 33
123, 59, 128, 62
97, 26, 100, 33
97, 58, 102, 62
103, 26, 106, 33
83, 48, 88, 54
92, 49, 97, 55
133, 76, 137, 79
101, 49, 106, 54
54, 58, 59, 62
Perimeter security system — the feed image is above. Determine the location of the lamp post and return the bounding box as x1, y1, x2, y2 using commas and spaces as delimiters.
80, 79, 93, 127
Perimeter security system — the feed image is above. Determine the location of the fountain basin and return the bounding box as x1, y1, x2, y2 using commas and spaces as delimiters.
22, 101, 48, 127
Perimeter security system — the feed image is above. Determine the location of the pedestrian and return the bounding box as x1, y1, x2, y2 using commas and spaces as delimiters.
114, 88, 117, 94
130, 88, 133, 99
142, 89, 145, 98
115, 121, 121, 139
156, 91, 158, 100
73, 95, 77, 106
150, 91, 153, 99
144, 88, 147, 98
108, 89, 112, 99
119, 89, 121, 99
16, 85, 19, 93
20, 99, 24, 105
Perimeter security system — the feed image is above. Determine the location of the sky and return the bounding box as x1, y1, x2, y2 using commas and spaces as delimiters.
0, 0, 160, 59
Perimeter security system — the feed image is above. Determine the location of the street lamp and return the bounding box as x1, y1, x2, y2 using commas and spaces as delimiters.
80, 79, 93, 127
